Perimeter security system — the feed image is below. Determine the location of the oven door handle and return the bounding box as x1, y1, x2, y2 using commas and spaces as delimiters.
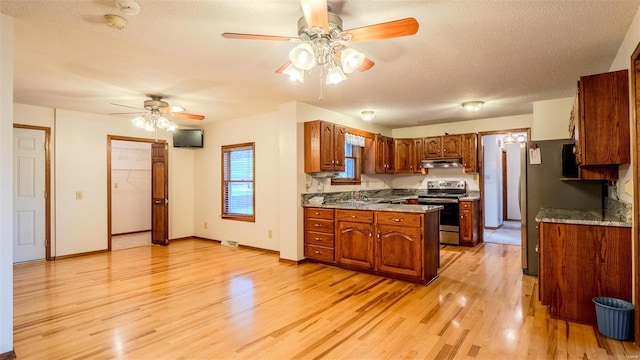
419, 198, 459, 204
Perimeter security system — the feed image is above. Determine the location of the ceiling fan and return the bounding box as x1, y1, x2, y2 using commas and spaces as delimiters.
221, 0, 419, 84
111, 95, 204, 132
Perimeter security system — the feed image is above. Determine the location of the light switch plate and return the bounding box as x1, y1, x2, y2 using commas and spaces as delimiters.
624, 180, 633, 196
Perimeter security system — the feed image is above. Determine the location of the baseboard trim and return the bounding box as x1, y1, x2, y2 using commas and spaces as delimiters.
54, 249, 109, 260
0, 350, 16, 360
169, 236, 198, 242
189, 236, 281, 256
112, 229, 151, 236
279, 258, 307, 265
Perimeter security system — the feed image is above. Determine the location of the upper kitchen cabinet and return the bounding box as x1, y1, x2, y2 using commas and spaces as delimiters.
304, 120, 346, 173
461, 133, 478, 173
364, 134, 394, 174
569, 70, 629, 178
424, 135, 462, 159
394, 138, 426, 174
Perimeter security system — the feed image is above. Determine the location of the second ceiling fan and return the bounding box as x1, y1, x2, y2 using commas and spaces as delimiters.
222, 0, 419, 84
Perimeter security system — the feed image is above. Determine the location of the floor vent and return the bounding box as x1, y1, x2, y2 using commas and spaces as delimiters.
222, 240, 238, 248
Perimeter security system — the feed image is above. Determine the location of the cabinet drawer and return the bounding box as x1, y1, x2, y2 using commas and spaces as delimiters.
376, 212, 422, 227
460, 202, 472, 210
304, 207, 334, 220
336, 209, 374, 223
304, 219, 334, 234
305, 244, 335, 262
304, 231, 335, 247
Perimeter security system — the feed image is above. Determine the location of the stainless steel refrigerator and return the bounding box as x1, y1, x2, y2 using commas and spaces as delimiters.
520, 139, 603, 276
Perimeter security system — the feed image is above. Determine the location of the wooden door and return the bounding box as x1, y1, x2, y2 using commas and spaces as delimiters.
336, 221, 374, 270
374, 135, 387, 173
151, 143, 169, 245
319, 122, 335, 171
423, 137, 442, 158
412, 138, 424, 173
333, 125, 346, 172
394, 139, 413, 173
461, 133, 478, 173
442, 135, 462, 158
459, 209, 472, 242
376, 225, 422, 278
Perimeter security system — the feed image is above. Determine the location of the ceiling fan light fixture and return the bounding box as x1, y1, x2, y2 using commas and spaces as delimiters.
503, 133, 516, 144
167, 122, 178, 132
360, 110, 375, 121
517, 134, 526, 143
341, 48, 365, 74
289, 42, 316, 70
131, 116, 145, 128
326, 65, 347, 85
282, 63, 305, 83
462, 101, 484, 112
156, 116, 171, 129
143, 120, 155, 132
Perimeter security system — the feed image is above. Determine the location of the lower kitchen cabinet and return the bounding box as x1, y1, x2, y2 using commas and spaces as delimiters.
459, 200, 481, 246
303, 207, 335, 263
539, 221, 631, 325
306, 207, 440, 284
376, 224, 422, 278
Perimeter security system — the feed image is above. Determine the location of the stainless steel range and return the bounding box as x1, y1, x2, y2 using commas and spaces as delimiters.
418, 180, 467, 245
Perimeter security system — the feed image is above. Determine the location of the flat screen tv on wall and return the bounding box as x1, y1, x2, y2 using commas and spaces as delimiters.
172, 129, 204, 148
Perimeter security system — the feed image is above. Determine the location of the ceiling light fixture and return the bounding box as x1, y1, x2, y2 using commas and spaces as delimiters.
462, 101, 484, 112
287, 40, 364, 87
360, 110, 375, 121
131, 109, 178, 133
516, 134, 526, 143
104, 14, 127, 30
503, 133, 516, 144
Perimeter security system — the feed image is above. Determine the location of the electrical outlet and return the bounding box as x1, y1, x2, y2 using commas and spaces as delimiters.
75, 191, 83, 200
204, 221, 208, 229
268, 230, 273, 238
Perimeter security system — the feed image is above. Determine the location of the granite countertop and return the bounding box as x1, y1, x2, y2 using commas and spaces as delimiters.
535, 208, 631, 227
303, 202, 443, 214
459, 196, 480, 201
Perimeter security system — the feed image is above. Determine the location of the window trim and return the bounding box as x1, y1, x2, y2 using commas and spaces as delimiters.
331, 143, 362, 185
221, 142, 255, 222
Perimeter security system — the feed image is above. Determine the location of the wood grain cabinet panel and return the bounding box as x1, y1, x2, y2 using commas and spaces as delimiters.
304, 120, 346, 173
459, 200, 480, 246
376, 224, 422, 278
336, 221, 375, 270
423, 135, 462, 159
539, 221, 631, 325
461, 133, 478, 173
394, 138, 426, 174
303, 207, 335, 263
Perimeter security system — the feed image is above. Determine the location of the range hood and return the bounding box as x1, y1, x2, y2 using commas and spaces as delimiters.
421, 158, 463, 168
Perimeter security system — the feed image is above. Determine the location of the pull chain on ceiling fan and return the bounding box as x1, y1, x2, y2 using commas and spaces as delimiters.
221, 0, 419, 94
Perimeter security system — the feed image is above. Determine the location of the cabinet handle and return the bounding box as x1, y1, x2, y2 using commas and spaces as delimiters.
314, 212, 320, 215
393, 218, 403, 222
535, 244, 539, 253
369, 232, 372, 237
314, 224, 322, 228
377, 231, 381, 240
314, 237, 321, 241
461, 216, 463, 219
315, 250, 320, 254
351, 215, 357, 218
443, 149, 447, 152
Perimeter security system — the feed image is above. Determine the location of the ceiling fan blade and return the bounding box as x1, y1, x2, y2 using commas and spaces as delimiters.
301, 0, 329, 33
171, 112, 205, 121
275, 60, 293, 74
110, 102, 144, 110
221, 33, 298, 42
343, 18, 419, 44
358, 58, 375, 72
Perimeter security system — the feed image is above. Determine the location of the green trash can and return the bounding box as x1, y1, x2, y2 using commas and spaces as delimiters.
593, 297, 634, 341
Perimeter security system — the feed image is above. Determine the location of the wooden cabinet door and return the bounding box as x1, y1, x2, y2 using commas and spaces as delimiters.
333, 125, 346, 172
442, 135, 462, 158
376, 224, 422, 278
374, 135, 387, 173
412, 138, 424, 173
336, 221, 374, 270
384, 136, 394, 173
459, 209, 472, 242
394, 138, 413, 173
461, 133, 478, 173
319, 121, 335, 171
423, 137, 442, 159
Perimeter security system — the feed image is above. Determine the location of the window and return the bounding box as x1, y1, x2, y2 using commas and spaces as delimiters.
222, 142, 255, 222
332, 138, 361, 185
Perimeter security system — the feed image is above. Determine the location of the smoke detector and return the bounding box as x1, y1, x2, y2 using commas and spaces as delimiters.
116, 0, 140, 16
104, 14, 127, 30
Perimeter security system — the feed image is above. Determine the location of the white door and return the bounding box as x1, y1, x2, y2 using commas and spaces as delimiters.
13, 128, 46, 262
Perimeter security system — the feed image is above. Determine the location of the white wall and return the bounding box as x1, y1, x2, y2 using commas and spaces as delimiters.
505, 142, 521, 220
0, 13, 13, 356
608, 5, 640, 204
483, 135, 503, 227
531, 98, 573, 141
170, 147, 194, 240
391, 114, 533, 138
111, 140, 151, 234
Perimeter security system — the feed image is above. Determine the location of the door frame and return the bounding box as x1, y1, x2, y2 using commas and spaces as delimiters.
13, 124, 52, 260
107, 135, 168, 251
478, 128, 531, 232
629, 41, 640, 347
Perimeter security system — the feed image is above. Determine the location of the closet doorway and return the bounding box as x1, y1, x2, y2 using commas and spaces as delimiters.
107, 136, 168, 250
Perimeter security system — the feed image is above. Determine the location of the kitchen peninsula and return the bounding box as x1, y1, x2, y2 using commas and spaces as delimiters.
302, 197, 442, 285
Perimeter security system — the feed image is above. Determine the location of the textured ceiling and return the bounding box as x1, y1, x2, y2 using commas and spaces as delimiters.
1, 0, 639, 128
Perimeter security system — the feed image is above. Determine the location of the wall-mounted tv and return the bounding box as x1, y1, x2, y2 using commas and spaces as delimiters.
172, 128, 204, 148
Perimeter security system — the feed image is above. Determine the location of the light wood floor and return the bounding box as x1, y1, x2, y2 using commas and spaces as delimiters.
13, 240, 640, 359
